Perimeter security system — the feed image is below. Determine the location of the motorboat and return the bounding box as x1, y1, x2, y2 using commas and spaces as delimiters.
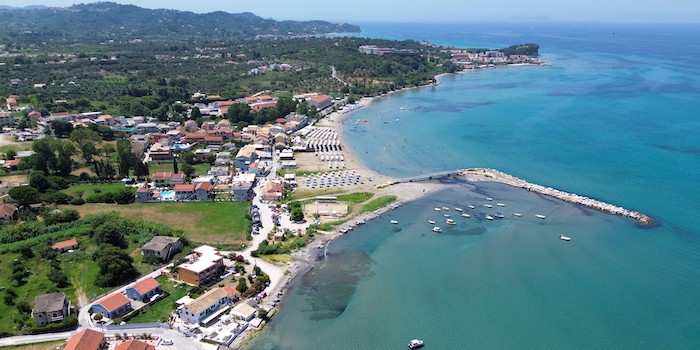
455, 207, 463, 212
535, 214, 546, 219
484, 204, 493, 208
462, 213, 471, 218
432, 226, 441, 233
391, 220, 399, 224
409, 339, 424, 349
443, 214, 451, 218
486, 197, 493, 201
428, 220, 436, 224
494, 212, 504, 219
434, 207, 441, 211
485, 215, 494, 220
446, 218, 456, 225
513, 213, 522, 217
497, 203, 505, 207
560, 234, 571, 241
441, 206, 450, 211
468, 205, 475, 209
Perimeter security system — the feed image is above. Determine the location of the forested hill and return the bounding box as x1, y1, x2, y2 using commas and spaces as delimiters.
0, 2, 360, 43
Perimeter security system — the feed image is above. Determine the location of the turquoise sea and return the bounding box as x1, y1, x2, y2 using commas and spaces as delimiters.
248, 23, 700, 349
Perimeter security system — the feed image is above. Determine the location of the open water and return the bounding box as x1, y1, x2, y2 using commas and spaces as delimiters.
247, 22, 700, 349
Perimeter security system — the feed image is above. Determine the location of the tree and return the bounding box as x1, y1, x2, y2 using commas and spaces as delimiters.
173, 158, 179, 174
290, 207, 305, 222
95, 246, 138, 287
190, 106, 202, 120
94, 221, 128, 248
133, 161, 149, 180
70, 127, 101, 163
180, 151, 197, 165
50, 120, 73, 138
116, 139, 133, 178
181, 163, 196, 179
9, 186, 40, 207
4, 148, 17, 160
237, 278, 248, 293
30, 172, 51, 192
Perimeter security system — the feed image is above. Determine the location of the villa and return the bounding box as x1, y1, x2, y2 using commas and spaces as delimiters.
176, 245, 225, 286
177, 286, 236, 325
64, 329, 106, 350
92, 293, 132, 319
125, 277, 162, 303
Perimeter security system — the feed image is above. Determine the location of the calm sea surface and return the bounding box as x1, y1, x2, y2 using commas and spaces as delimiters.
247, 23, 700, 349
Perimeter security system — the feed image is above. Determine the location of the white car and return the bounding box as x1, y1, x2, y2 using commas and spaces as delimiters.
161, 338, 173, 345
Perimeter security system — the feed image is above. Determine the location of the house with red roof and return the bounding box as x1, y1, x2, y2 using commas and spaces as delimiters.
125, 277, 162, 303
115, 339, 155, 350
204, 134, 224, 145
309, 94, 333, 110
92, 293, 132, 319
51, 238, 78, 252
64, 328, 106, 350
0, 203, 18, 223
135, 187, 154, 203
2, 159, 21, 170
152, 172, 184, 188
174, 184, 196, 200
185, 132, 206, 144
195, 182, 214, 200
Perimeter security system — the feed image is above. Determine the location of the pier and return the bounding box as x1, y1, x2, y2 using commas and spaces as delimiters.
382, 168, 654, 225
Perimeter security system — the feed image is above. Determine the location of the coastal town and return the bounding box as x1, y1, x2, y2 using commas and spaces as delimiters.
0, 5, 653, 350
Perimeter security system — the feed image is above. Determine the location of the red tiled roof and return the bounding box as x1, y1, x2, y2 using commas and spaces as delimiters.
51, 238, 78, 250
205, 135, 223, 142
311, 94, 332, 103
174, 184, 195, 192
185, 132, 206, 139
131, 277, 160, 295
3, 159, 21, 168
115, 339, 155, 350
97, 293, 130, 312
64, 329, 105, 350
223, 285, 238, 299
136, 187, 152, 193
0, 203, 18, 217
195, 182, 213, 192
152, 172, 173, 180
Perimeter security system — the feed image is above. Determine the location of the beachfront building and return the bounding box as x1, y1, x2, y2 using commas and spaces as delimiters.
64, 329, 106, 350
125, 277, 162, 303
32, 292, 71, 327
176, 286, 236, 325
308, 94, 333, 111
231, 301, 257, 321
176, 245, 225, 287
141, 236, 181, 261
92, 293, 132, 319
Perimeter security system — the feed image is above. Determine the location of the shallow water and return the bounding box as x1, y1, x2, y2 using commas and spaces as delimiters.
247, 22, 700, 349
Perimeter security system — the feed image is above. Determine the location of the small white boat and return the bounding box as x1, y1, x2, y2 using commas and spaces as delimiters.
455, 207, 463, 212
468, 205, 476, 209
432, 226, 441, 233
536, 214, 546, 219
409, 339, 424, 349
486, 197, 493, 201
391, 220, 398, 224
560, 234, 571, 241
434, 207, 441, 211
497, 203, 505, 207
461, 213, 471, 218
494, 212, 504, 219
484, 204, 493, 208
446, 218, 456, 225
428, 220, 436, 224
441, 206, 450, 211
485, 215, 494, 220
396, 118, 400, 122
400, 107, 405, 110
443, 214, 451, 218
513, 213, 522, 217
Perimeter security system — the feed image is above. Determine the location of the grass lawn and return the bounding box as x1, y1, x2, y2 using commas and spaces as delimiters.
360, 195, 398, 214
126, 276, 190, 324
62, 201, 252, 247
64, 257, 111, 302
0, 340, 66, 350
61, 182, 128, 198
286, 188, 343, 202
0, 142, 33, 154
146, 162, 211, 177
261, 254, 294, 263
336, 192, 374, 203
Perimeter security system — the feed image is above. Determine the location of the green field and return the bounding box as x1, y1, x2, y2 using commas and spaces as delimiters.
126, 276, 190, 324
145, 162, 212, 177
64, 201, 252, 247
336, 192, 374, 203
360, 195, 398, 214
61, 182, 129, 198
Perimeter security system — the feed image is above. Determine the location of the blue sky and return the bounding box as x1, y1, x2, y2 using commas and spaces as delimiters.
3, 0, 699, 23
